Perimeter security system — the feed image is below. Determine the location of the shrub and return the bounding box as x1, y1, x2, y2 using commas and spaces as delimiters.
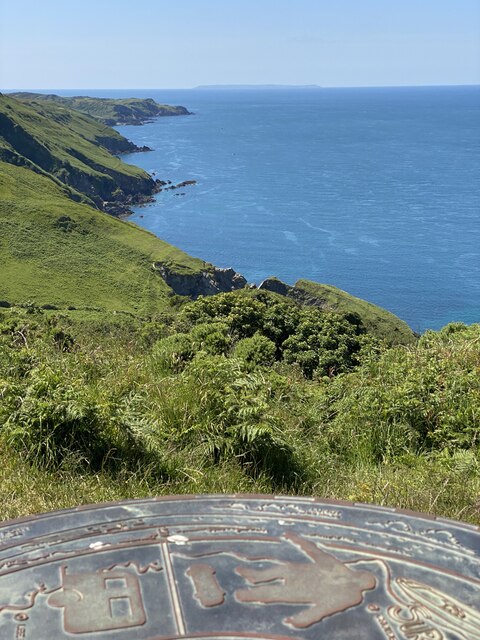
152, 333, 195, 373
189, 322, 232, 356
3, 363, 118, 469
234, 333, 276, 368
282, 311, 365, 377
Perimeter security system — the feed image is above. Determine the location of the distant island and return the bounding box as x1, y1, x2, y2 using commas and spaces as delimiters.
195, 84, 322, 90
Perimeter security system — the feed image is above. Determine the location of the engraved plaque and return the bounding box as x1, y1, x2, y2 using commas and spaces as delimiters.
0, 495, 478, 639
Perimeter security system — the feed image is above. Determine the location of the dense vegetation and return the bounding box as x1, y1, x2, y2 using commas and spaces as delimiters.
262, 277, 415, 345
0, 94, 477, 525
0, 301, 478, 524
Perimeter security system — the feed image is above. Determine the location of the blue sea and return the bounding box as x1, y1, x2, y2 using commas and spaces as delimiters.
66, 86, 480, 332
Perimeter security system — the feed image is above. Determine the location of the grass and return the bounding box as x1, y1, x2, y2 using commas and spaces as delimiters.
0, 307, 478, 525
0, 160, 208, 312
1, 444, 477, 524
9, 93, 189, 125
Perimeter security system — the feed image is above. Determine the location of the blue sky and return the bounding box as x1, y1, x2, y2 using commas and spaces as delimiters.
1, 0, 479, 89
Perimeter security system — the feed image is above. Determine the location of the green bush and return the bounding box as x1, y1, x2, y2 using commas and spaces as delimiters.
234, 333, 276, 368
152, 333, 195, 373
3, 363, 119, 469
153, 355, 303, 486
190, 322, 232, 356
309, 322, 480, 462
282, 310, 366, 378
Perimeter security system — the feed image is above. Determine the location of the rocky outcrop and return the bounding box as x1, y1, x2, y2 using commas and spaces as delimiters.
259, 276, 331, 307
95, 135, 151, 155
154, 263, 247, 299
258, 277, 293, 297
161, 179, 197, 192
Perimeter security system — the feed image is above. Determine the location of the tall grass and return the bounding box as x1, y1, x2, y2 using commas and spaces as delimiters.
0, 308, 478, 524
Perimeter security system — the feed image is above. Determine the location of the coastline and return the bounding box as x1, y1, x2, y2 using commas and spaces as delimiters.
115, 86, 480, 333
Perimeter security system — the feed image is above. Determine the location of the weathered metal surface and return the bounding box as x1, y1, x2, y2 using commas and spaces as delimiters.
0, 495, 478, 639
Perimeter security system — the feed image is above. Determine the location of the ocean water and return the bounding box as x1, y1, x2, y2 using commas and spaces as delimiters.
67, 87, 480, 332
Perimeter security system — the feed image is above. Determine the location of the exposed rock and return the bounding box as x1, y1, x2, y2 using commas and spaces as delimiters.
154, 263, 247, 299
176, 179, 197, 188
163, 180, 197, 191
95, 136, 150, 155
259, 276, 329, 308
258, 277, 293, 297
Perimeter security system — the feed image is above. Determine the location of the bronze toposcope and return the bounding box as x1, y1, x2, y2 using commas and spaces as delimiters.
0, 495, 478, 639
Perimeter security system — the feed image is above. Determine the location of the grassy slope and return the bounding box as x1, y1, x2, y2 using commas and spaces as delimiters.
6, 96, 141, 154
10, 93, 189, 124
0, 95, 154, 205
0, 160, 207, 312
294, 279, 416, 345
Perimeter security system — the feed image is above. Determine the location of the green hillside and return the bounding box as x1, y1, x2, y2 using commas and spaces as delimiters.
0, 94, 477, 526
0, 158, 208, 312
10, 92, 191, 125
0, 94, 157, 214
0, 95, 209, 312
293, 279, 416, 345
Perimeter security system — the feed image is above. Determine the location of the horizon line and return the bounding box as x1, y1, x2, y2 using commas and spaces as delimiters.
2, 82, 479, 92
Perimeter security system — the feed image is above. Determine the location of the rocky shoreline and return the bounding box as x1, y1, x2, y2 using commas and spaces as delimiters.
111, 104, 191, 126
107, 178, 199, 217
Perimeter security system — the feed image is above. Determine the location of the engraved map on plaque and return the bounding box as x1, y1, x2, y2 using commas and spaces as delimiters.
0, 495, 478, 639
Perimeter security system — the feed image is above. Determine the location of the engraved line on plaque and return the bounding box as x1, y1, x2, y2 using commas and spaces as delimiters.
47, 564, 149, 634
162, 541, 187, 636
390, 577, 480, 640
177, 532, 377, 629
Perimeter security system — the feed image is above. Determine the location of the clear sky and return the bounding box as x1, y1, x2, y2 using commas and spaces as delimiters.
1, 0, 479, 90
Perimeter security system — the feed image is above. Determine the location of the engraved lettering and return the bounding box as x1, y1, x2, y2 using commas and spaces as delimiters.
15, 624, 26, 640
48, 566, 146, 634
186, 564, 225, 607
235, 532, 376, 628
388, 604, 444, 639
375, 613, 397, 639
393, 579, 480, 640
0, 527, 29, 542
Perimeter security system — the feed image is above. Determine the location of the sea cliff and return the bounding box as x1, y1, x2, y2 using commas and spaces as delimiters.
9, 93, 192, 125
0, 92, 415, 344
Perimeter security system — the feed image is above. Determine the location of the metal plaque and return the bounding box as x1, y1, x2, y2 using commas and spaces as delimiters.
0, 495, 478, 639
